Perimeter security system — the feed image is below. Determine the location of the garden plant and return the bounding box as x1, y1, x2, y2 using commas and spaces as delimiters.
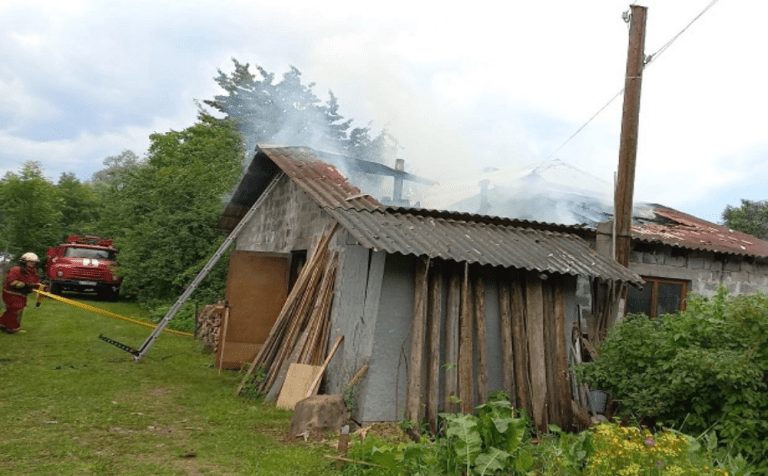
575, 286, 766, 474
339, 392, 736, 475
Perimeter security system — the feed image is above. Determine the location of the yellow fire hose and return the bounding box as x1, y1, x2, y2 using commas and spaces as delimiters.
33, 289, 194, 337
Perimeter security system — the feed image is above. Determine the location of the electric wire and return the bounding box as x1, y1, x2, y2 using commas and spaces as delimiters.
545, 0, 723, 160
645, 0, 722, 67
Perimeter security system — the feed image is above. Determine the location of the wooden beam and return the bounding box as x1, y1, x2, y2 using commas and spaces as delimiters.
525, 272, 548, 432
615, 5, 648, 267
427, 261, 443, 434
218, 305, 230, 375
406, 257, 430, 428
554, 278, 573, 430
459, 262, 474, 414
498, 276, 516, 407
542, 281, 558, 426
510, 275, 531, 415
444, 264, 461, 413
473, 269, 488, 405
305, 334, 344, 398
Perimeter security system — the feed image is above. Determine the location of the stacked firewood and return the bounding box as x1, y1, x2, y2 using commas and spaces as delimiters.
197, 301, 227, 352
237, 223, 340, 396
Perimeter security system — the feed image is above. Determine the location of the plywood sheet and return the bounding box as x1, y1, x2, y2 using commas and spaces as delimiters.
219, 343, 262, 370
219, 251, 289, 368
276, 363, 323, 409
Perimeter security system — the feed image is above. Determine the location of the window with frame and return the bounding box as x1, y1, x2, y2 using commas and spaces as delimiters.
626, 276, 689, 318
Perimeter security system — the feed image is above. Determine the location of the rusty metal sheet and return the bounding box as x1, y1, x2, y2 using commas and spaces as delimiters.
263, 147, 382, 211
632, 205, 768, 258
217, 146, 382, 232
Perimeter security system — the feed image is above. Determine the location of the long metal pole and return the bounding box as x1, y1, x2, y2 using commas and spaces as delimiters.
134, 172, 284, 361
614, 5, 647, 267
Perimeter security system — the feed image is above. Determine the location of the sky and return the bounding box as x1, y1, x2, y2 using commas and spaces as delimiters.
1, 0, 766, 225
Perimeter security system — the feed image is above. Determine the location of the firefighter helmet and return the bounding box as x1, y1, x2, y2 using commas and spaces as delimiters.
20, 252, 40, 263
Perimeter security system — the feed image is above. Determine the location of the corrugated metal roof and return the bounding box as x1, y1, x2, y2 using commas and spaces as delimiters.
325, 208, 643, 283
385, 206, 595, 237
632, 205, 768, 258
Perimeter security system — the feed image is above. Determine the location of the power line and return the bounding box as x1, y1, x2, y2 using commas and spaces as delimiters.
545, 89, 624, 160
544, 0, 723, 160
645, 0, 722, 66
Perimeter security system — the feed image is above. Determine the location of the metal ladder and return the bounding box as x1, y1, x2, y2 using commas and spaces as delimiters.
102, 173, 283, 361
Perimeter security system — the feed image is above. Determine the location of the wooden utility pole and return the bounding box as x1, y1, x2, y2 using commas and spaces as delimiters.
614, 5, 648, 267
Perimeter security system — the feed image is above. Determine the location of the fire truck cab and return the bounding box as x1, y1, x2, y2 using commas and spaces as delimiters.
46, 235, 123, 300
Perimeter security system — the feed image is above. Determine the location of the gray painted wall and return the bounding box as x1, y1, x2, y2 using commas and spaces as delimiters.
325, 241, 387, 419
358, 253, 415, 423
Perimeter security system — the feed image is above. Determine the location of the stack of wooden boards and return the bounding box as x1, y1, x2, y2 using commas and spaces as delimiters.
236, 224, 341, 408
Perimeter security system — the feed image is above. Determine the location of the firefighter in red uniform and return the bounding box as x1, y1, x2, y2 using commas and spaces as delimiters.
1, 252, 42, 334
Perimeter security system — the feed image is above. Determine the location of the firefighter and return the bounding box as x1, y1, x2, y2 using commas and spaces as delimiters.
1, 252, 42, 334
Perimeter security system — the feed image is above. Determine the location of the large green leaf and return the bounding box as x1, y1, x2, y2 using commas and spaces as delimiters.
473, 447, 511, 476
445, 413, 482, 473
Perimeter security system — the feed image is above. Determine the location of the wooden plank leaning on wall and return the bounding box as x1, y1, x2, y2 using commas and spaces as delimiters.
406, 257, 430, 438
426, 260, 443, 435
473, 267, 489, 405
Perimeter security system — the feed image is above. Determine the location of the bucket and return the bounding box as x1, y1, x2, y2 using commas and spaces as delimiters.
589, 389, 608, 414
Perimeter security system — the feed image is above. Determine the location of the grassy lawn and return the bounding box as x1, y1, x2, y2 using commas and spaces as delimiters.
0, 294, 337, 476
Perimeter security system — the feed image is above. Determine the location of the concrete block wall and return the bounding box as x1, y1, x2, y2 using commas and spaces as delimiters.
236, 174, 334, 254
629, 246, 768, 297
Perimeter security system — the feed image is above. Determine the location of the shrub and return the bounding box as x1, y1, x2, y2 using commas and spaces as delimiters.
574, 286, 768, 472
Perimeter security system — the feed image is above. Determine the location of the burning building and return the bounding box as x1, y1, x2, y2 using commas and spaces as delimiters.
216, 145, 642, 431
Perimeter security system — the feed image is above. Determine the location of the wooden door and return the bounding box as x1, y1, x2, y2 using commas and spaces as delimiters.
217, 251, 289, 369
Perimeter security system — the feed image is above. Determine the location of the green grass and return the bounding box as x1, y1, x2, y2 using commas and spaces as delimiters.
0, 294, 337, 476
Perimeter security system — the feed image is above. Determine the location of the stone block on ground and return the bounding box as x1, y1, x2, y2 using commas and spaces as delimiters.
289, 394, 348, 440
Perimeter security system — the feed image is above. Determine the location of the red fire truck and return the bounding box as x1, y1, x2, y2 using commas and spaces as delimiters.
46, 235, 123, 300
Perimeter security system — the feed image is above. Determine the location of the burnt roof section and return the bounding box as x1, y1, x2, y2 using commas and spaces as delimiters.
262, 146, 384, 210
325, 207, 643, 283
217, 146, 642, 283
632, 205, 768, 258
217, 146, 383, 231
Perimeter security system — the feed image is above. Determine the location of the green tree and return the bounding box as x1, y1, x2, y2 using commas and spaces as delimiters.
722, 199, 768, 240
90, 149, 145, 239
56, 172, 102, 236
91, 149, 142, 185
112, 114, 242, 303
0, 161, 61, 259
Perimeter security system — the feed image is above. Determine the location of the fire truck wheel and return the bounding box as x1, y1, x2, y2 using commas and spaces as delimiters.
50, 281, 62, 295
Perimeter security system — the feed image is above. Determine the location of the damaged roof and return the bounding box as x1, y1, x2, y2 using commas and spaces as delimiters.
218, 146, 388, 231
219, 146, 642, 284
632, 205, 768, 258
